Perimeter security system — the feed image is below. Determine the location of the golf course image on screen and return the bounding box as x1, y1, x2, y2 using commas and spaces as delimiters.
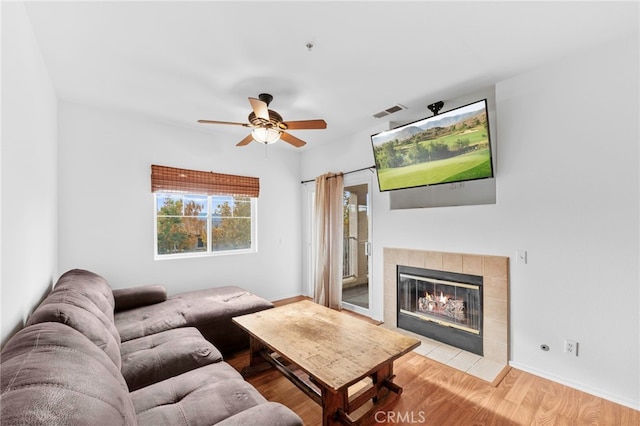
372, 100, 493, 191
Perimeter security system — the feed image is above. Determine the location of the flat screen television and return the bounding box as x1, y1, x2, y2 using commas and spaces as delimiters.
371, 99, 494, 192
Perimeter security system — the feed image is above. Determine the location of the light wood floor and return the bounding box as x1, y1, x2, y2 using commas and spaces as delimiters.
226, 299, 639, 425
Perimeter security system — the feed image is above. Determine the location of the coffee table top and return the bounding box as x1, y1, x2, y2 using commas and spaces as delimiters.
233, 300, 420, 391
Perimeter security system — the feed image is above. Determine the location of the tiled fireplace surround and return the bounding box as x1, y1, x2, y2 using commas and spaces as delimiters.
383, 248, 510, 384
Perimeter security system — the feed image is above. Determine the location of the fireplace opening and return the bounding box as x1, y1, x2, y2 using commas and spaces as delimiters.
397, 265, 483, 355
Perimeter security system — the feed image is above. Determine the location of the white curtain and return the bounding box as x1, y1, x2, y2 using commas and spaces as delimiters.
313, 172, 344, 310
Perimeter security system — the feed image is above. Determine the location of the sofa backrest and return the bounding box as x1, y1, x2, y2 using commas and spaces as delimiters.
26, 290, 122, 368
53, 268, 116, 314
0, 322, 137, 425
25, 268, 124, 368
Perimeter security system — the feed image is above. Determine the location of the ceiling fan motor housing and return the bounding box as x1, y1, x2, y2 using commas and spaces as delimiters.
248, 109, 286, 130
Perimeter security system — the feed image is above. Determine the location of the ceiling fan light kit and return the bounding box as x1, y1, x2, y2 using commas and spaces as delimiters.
198, 93, 327, 148
252, 127, 282, 144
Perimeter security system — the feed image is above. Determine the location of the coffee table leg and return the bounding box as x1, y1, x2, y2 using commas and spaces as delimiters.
321, 387, 348, 426
334, 362, 403, 425
240, 336, 272, 377
373, 362, 395, 402
249, 336, 265, 367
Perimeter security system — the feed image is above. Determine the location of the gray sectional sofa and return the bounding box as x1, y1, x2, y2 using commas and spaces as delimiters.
0, 269, 303, 425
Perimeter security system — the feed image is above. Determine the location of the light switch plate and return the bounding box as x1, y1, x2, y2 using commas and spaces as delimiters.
516, 250, 527, 264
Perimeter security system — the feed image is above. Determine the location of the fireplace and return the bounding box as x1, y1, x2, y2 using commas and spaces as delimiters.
384, 248, 509, 380
397, 265, 483, 355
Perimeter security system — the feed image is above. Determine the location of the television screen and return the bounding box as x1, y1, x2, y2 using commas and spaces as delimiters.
371, 99, 494, 192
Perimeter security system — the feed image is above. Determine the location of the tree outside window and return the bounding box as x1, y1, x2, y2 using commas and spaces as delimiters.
155, 193, 255, 258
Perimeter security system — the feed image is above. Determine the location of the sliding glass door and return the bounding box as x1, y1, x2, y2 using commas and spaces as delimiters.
341, 177, 371, 316
303, 172, 373, 317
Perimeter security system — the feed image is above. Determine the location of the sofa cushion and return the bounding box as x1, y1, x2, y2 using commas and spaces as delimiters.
52, 269, 116, 318
31, 288, 121, 342
0, 322, 136, 425
215, 403, 304, 426
115, 286, 274, 352
26, 298, 122, 369
131, 362, 296, 425
113, 284, 167, 312
121, 327, 223, 391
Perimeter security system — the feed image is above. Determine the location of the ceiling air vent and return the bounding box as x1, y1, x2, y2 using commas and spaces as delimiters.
373, 103, 407, 118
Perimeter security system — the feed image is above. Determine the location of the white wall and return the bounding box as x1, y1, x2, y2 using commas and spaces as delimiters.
57, 102, 302, 302
1, 2, 58, 345
496, 34, 639, 409
300, 34, 640, 409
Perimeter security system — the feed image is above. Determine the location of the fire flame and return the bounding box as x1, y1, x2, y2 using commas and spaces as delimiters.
425, 291, 449, 305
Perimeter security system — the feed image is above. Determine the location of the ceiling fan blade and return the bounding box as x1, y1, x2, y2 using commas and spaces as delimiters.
198, 119, 250, 127
248, 97, 269, 121
280, 132, 307, 148
236, 134, 254, 146
283, 119, 327, 130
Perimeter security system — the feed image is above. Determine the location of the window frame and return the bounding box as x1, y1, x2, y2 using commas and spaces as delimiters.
153, 192, 258, 260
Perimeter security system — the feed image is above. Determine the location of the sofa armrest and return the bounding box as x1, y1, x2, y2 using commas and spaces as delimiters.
113, 285, 167, 312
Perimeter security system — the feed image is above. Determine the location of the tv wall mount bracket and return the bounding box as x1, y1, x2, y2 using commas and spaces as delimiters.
427, 101, 444, 116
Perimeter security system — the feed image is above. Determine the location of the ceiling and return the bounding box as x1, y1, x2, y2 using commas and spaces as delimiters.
23, 1, 639, 151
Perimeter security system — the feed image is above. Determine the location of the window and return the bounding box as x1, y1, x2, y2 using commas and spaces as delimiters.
151, 165, 258, 259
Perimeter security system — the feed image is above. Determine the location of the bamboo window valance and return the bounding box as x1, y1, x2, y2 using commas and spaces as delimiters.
151, 165, 260, 198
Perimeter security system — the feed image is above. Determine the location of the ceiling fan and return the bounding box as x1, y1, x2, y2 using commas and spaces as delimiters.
198, 93, 327, 148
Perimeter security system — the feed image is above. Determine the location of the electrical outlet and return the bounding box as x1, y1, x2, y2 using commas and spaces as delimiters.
565, 339, 578, 357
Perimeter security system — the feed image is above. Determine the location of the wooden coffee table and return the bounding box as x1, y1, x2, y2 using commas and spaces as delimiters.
232, 300, 420, 425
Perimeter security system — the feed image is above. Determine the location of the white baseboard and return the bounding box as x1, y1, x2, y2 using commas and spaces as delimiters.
509, 361, 640, 411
